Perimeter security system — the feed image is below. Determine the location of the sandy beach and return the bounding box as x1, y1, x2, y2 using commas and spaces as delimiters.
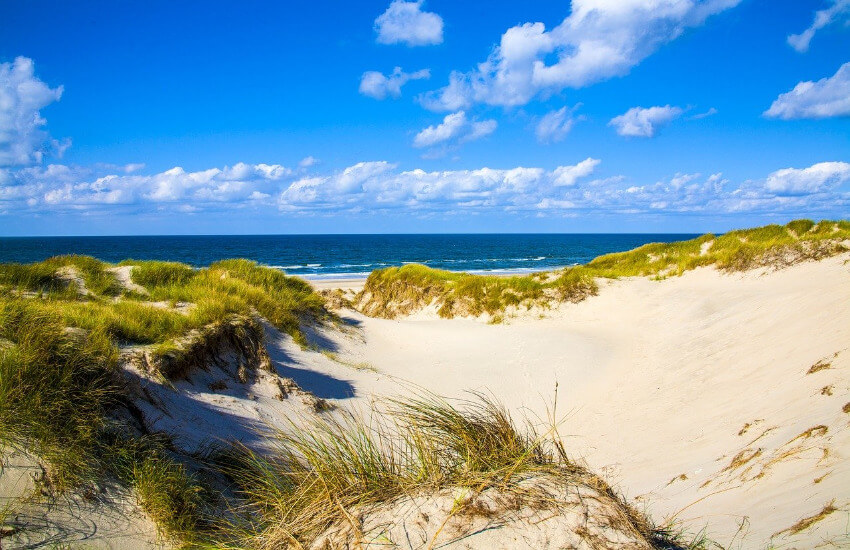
296, 253, 850, 548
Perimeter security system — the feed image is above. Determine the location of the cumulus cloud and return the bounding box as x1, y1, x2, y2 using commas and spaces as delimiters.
359, 67, 431, 100
279, 159, 595, 213
764, 62, 850, 120
420, 0, 740, 110
609, 105, 683, 137
788, 0, 850, 53
2, 162, 293, 210
0, 56, 66, 167
535, 105, 581, 143
763, 162, 850, 195
375, 1, 443, 46
413, 111, 497, 149
551, 158, 600, 186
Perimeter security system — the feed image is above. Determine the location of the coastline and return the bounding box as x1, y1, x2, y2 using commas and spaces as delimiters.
303, 266, 565, 291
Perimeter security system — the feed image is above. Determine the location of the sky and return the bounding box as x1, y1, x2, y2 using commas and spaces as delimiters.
0, 0, 848, 235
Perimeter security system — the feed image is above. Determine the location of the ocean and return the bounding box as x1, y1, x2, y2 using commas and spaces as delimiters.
0, 234, 698, 279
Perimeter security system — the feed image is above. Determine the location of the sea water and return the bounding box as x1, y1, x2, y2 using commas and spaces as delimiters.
0, 234, 698, 279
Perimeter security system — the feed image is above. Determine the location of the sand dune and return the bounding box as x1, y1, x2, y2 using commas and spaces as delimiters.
306, 253, 850, 548
4, 253, 846, 548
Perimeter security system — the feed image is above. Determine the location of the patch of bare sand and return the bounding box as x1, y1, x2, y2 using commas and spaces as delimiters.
0, 448, 164, 549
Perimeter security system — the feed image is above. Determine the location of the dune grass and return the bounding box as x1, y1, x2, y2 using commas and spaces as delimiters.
359, 219, 850, 318
0, 296, 213, 543
0, 298, 117, 491
0, 255, 332, 543
358, 263, 598, 319
0, 255, 121, 297
218, 393, 683, 549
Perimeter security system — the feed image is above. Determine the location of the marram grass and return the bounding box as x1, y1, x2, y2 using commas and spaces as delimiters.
215, 393, 698, 549
359, 219, 850, 318
0, 256, 331, 544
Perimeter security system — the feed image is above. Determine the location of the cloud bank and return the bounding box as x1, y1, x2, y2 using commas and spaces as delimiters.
3, 158, 847, 221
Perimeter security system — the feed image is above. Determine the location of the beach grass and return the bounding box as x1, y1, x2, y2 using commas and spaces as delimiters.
359, 219, 850, 318
217, 393, 683, 549
0, 256, 332, 542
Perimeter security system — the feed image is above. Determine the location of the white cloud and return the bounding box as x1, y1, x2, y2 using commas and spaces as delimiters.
788, 0, 850, 53
535, 105, 581, 143
420, 0, 740, 110
299, 156, 318, 168
413, 111, 497, 148
359, 67, 431, 100
0, 56, 65, 166
763, 162, 850, 195
278, 159, 596, 212
609, 105, 683, 137
551, 158, 600, 186
3, 162, 293, 209
375, 1, 443, 46
764, 62, 850, 120
690, 107, 718, 120
3, 159, 848, 220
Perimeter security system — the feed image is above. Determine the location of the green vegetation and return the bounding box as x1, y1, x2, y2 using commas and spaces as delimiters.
122, 259, 195, 287
359, 219, 850, 318
0, 255, 331, 543
0, 255, 121, 297
219, 394, 683, 548
358, 263, 597, 319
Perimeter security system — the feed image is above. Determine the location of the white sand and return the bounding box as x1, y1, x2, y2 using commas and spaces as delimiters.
310, 253, 850, 548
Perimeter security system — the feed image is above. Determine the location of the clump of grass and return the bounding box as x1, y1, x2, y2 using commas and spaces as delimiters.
96, 431, 214, 543
220, 394, 681, 548
0, 298, 118, 490
125, 260, 196, 288
129, 450, 208, 540
358, 263, 596, 319
0, 255, 120, 297
358, 219, 850, 319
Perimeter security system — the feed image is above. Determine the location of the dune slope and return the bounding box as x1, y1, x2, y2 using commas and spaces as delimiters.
319, 253, 850, 548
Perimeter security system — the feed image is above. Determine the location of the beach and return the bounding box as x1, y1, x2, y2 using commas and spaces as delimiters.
300, 252, 850, 547
2, 229, 849, 548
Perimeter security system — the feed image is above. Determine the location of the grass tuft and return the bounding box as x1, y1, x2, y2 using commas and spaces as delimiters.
220, 393, 690, 549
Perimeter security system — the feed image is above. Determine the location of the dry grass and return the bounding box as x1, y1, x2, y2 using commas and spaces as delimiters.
807, 360, 832, 374
776, 501, 837, 536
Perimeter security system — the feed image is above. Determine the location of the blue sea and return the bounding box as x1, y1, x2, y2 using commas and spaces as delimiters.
0, 234, 698, 279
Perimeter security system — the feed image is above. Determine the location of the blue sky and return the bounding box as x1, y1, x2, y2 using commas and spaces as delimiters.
0, 0, 848, 235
